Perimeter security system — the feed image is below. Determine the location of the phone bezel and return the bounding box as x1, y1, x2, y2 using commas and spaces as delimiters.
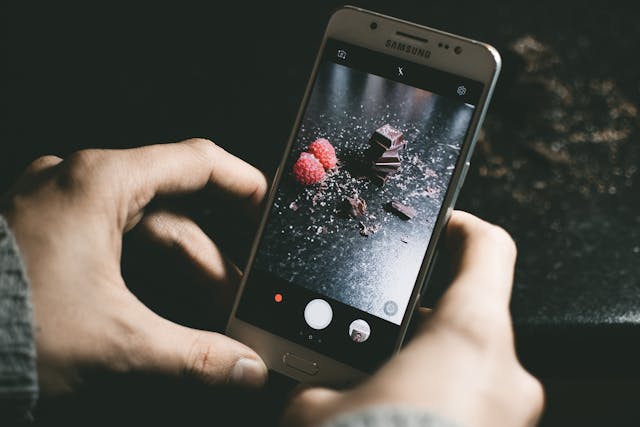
226, 5, 501, 386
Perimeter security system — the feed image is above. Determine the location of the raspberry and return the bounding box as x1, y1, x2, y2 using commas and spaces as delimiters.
292, 152, 325, 185
308, 138, 337, 170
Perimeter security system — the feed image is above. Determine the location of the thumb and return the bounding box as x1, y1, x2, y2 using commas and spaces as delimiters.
131, 305, 268, 388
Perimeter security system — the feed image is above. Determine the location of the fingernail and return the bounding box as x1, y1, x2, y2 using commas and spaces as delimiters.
230, 358, 267, 388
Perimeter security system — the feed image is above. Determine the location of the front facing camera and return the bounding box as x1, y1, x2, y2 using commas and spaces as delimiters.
454, 46, 463, 54
370, 21, 378, 30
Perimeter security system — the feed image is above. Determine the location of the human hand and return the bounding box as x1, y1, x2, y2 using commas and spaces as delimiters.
283, 211, 544, 427
1, 139, 269, 395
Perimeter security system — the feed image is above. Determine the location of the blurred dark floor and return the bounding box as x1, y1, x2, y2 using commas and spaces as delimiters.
2, 1, 640, 426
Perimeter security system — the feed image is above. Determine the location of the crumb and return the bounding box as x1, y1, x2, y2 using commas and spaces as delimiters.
424, 186, 441, 198
358, 221, 380, 236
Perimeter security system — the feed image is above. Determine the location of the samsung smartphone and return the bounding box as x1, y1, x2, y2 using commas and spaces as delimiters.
227, 6, 501, 385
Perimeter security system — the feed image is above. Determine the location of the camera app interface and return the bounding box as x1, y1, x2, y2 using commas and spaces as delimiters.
237, 39, 483, 371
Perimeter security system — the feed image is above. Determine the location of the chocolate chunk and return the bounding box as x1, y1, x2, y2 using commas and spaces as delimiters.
341, 195, 367, 218
387, 200, 417, 220
370, 124, 405, 149
371, 155, 401, 174
377, 147, 402, 160
377, 164, 399, 176
367, 124, 406, 185
368, 140, 403, 158
371, 164, 400, 175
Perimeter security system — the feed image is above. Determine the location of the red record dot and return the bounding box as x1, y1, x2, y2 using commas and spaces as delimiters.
274, 293, 283, 303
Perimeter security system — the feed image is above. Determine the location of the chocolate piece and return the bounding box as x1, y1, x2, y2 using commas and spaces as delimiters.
370, 124, 405, 149
388, 200, 417, 220
369, 140, 404, 157
341, 195, 367, 218
372, 165, 400, 175
372, 155, 401, 174
367, 124, 406, 185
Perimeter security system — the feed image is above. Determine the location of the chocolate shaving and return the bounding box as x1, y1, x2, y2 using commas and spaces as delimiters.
424, 186, 441, 199
387, 200, 417, 220
358, 221, 379, 236
424, 168, 438, 178
341, 195, 367, 218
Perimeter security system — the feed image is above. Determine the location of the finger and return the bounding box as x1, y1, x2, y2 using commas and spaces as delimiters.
118, 139, 267, 220
418, 211, 517, 345
405, 307, 434, 342
415, 306, 433, 323
137, 210, 241, 304
25, 155, 64, 175
282, 387, 342, 427
130, 303, 268, 389
438, 210, 517, 312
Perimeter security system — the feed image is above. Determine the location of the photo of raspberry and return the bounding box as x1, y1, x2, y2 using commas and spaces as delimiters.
308, 138, 337, 169
292, 152, 326, 185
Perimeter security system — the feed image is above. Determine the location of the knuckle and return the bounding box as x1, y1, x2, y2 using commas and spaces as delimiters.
516, 369, 545, 415
58, 149, 106, 188
66, 149, 103, 170
184, 334, 218, 382
185, 138, 218, 158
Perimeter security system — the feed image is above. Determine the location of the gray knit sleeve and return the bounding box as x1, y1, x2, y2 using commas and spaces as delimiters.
319, 406, 463, 427
0, 215, 38, 423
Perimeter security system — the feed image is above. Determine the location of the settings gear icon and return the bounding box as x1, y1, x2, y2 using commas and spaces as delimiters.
456, 85, 467, 96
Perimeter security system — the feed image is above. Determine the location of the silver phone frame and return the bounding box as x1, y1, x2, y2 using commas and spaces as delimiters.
226, 5, 501, 386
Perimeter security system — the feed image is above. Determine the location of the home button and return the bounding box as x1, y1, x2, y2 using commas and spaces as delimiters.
283, 352, 319, 376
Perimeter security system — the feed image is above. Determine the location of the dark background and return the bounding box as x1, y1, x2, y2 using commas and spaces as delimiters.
2, 1, 639, 425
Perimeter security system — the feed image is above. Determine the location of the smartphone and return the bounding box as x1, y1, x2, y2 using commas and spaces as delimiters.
227, 6, 501, 385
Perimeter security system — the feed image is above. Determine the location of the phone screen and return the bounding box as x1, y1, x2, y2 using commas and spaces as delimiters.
236, 38, 483, 372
